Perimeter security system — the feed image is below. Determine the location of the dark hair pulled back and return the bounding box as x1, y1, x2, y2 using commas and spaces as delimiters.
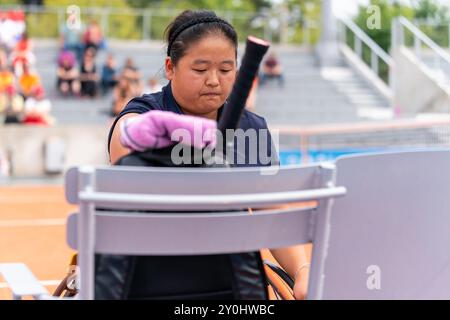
164, 10, 238, 65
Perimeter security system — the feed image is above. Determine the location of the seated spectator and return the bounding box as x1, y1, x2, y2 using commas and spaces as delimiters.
83, 20, 105, 52
10, 31, 36, 76
1, 85, 24, 124
260, 52, 284, 87
0, 10, 26, 52
0, 84, 14, 114
23, 85, 54, 126
0, 58, 14, 94
100, 53, 118, 95
59, 20, 84, 63
79, 46, 98, 98
112, 76, 134, 116
57, 50, 80, 97
122, 57, 142, 94
144, 76, 163, 94
18, 62, 41, 99
0, 48, 8, 69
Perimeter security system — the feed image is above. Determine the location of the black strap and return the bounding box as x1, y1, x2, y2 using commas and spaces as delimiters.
167, 16, 233, 56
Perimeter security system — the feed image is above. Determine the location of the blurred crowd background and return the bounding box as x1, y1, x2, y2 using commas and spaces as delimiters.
2, 0, 450, 179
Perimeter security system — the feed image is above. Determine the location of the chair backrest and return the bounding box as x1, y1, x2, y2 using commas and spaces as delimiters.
65, 164, 346, 300
319, 149, 450, 299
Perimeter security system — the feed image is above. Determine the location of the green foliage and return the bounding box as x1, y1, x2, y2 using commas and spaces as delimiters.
354, 0, 414, 52
2, 0, 274, 40
413, 0, 448, 22
125, 0, 161, 8
281, 0, 321, 44
44, 0, 129, 7
413, 0, 450, 47
354, 0, 450, 51
125, 0, 270, 12
1, 0, 22, 5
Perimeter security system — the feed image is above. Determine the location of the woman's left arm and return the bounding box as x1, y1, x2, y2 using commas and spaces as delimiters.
269, 245, 310, 300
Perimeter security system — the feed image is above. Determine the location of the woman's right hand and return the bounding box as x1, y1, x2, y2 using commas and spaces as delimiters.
119, 110, 217, 152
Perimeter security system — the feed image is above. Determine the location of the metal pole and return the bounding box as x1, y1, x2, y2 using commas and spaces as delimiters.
142, 10, 149, 40
371, 51, 379, 76
316, 0, 341, 66
355, 37, 362, 58
78, 167, 96, 300
448, 23, 450, 48
414, 36, 421, 58
101, 9, 109, 39
304, 20, 310, 46
57, 8, 64, 32
300, 135, 309, 164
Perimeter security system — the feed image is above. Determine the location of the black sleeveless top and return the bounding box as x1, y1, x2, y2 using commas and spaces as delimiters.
108, 83, 278, 166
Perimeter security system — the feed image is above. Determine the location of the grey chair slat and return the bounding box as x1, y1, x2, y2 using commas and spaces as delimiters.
67, 207, 314, 255
69, 164, 325, 200
77, 187, 345, 211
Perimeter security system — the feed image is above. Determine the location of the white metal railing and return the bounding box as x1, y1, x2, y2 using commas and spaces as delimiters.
337, 15, 395, 91
413, 19, 450, 48
273, 117, 450, 163
0, 5, 267, 41
0, 4, 314, 44
393, 16, 450, 84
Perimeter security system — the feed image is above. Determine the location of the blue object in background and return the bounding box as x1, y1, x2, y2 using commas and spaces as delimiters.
279, 148, 387, 165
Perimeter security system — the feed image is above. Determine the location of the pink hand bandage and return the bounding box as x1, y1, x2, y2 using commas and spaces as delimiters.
119, 110, 217, 152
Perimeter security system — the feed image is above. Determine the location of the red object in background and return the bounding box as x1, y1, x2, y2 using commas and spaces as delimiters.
31, 85, 45, 99
5, 84, 16, 96
6, 10, 25, 22
22, 114, 49, 126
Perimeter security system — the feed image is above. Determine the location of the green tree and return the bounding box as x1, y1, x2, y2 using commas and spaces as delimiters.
412, 0, 450, 46
354, 0, 414, 52
0, 0, 22, 4
354, 0, 450, 50
126, 0, 271, 11
413, 0, 449, 22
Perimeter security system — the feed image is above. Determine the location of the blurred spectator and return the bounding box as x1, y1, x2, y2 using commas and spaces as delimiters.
57, 50, 80, 97
1, 85, 24, 124
23, 85, 54, 126
112, 76, 134, 116
122, 57, 142, 95
100, 53, 118, 95
59, 21, 84, 63
18, 62, 41, 99
0, 10, 26, 51
10, 31, 36, 76
144, 76, 163, 94
0, 47, 8, 69
260, 52, 284, 87
79, 46, 98, 98
0, 57, 14, 94
83, 20, 105, 52
0, 85, 14, 114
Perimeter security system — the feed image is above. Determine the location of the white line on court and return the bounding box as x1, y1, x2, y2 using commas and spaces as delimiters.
0, 198, 64, 203
0, 280, 61, 289
0, 219, 66, 227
